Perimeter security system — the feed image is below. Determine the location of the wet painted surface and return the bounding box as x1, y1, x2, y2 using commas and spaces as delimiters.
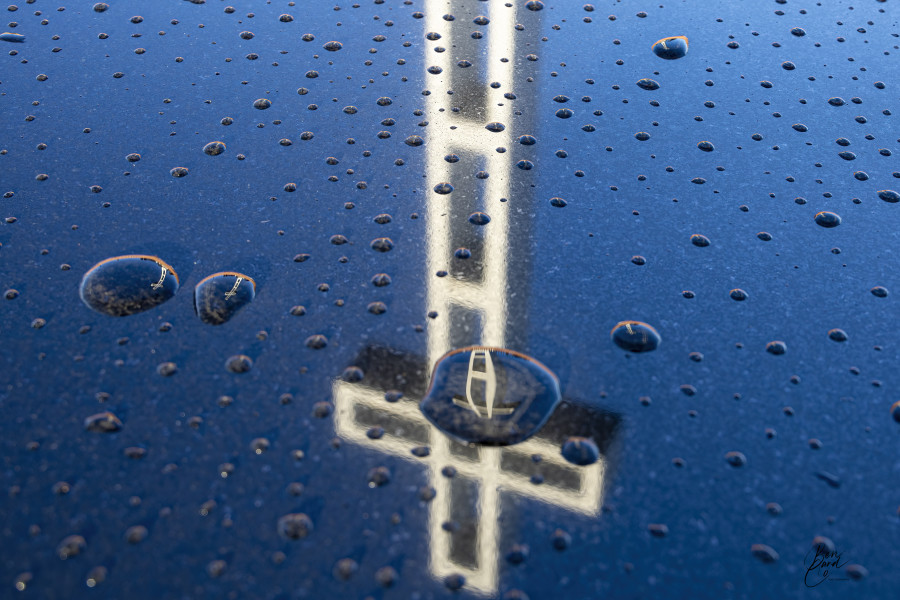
1, 1, 899, 599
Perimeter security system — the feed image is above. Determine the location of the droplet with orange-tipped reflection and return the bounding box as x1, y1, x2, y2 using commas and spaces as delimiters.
79, 255, 179, 316
194, 272, 256, 325
651, 36, 688, 60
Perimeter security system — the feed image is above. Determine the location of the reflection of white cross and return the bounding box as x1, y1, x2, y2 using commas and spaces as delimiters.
333, 379, 607, 596
150, 266, 167, 290
224, 276, 243, 299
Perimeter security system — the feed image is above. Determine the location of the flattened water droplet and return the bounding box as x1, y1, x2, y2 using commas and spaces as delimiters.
690, 234, 711, 247
877, 189, 899, 203
636, 78, 660, 91
84, 411, 122, 433
766, 341, 787, 355
751, 544, 779, 563
828, 328, 848, 342
203, 141, 226, 156
485, 122, 506, 132
433, 182, 454, 194
814, 211, 841, 228
468, 212, 491, 225
57, 535, 87, 560
80, 255, 179, 317
277, 513, 313, 539
194, 272, 256, 325
560, 437, 600, 466
651, 36, 688, 60
0, 32, 25, 43
420, 347, 562, 446
611, 321, 661, 352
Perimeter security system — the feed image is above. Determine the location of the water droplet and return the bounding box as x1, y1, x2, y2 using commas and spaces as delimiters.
827, 329, 848, 342
203, 141, 225, 156
370, 238, 394, 252
877, 189, 899, 203
306, 335, 328, 349
124, 525, 148, 544
751, 544, 779, 563
468, 212, 491, 225
225, 355, 253, 373
730, 289, 749, 301
611, 321, 660, 352
651, 36, 688, 60
766, 341, 787, 355
433, 182, 454, 194
444, 574, 466, 591
725, 451, 747, 467
84, 411, 122, 433
420, 347, 562, 445
194, 272, 256, 325
636, 78, 660, 91
690, 234, 711, 247
368, 466, 391, 487
871, 286, 889, 298
635, 132, 651, 141
549, 197, 567, 207
560, 437, 600, 466
253, 98, 271, 110
814, 211, 841, 228
0, 32, 26, 43
57, 535, 87, 559
277, 513, 313, 539
323, 41, 342, 51
80, 255, 179, 317
697, 141, 715, 152
485, 122, 506, 132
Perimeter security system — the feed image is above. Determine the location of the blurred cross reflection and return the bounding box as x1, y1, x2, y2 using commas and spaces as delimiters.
334, 2, 621, 596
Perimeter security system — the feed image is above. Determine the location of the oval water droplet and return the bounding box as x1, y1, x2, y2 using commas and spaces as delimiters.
651, 36, 688, 60
203, 141, 226, 156
636, 78, 660, 91
80, 255, 179, 317
611, 321, 661, 352
193, 272, 256, 325
814, 211, 841, 228
560, 437, 600, 466
419, 347, 562, 446
877, 189, 899, 203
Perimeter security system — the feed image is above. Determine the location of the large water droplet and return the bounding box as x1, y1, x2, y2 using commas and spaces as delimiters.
194, 272, 256, 325
80, 255, 179, 317
419, 347, 561, 445
611, 321, 661, 352
651, 36, 688, 60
